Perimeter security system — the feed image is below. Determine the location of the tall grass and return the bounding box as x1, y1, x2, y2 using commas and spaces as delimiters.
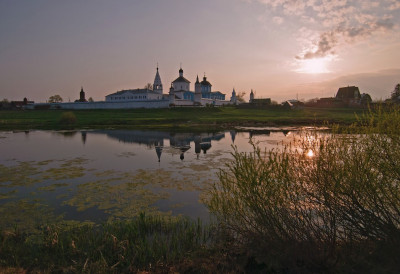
0, 213, 211, 273
208, 105, 400, 272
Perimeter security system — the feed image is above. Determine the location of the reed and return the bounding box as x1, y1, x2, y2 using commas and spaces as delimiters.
208, 105, 400, 272
0, 213, 212, 273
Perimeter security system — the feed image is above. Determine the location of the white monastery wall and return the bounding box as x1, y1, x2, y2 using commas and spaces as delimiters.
173, 99, 195, 106
105, 92, 162, 102
200, 98, 231, 106
26, 100, 170, 110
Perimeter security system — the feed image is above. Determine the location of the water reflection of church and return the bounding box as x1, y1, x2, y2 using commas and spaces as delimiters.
85, 130, 228, 162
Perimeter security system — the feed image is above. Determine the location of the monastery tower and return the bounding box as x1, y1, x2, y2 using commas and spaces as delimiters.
153, 66, 163, 94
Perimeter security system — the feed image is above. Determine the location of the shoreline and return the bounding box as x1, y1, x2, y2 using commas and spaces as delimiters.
0, 106, 366, 131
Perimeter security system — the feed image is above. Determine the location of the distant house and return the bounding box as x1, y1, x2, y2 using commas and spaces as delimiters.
282, 99, 304, 109
10, 98, 34, 109
316, 97, 346, 107
250, 98, 271, 105
336, 86, 361, 104
249, 89, 271, 106
312, 86, 371, 108
360, 93, 372, 105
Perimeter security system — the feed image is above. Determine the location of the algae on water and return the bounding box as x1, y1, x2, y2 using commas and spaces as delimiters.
0, 155, 217, 231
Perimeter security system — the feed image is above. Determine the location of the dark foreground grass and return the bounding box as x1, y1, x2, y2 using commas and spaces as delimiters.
0, 213, 226, 273
0, 106, 365, 131
2, 212, 399, 273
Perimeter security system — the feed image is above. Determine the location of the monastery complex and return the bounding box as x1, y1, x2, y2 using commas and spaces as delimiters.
28, 66, 238, 110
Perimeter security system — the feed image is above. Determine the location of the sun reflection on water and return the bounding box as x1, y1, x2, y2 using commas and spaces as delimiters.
306, 149, 314, 158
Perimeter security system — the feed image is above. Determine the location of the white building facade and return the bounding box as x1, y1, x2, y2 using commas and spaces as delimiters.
106, 66, 165, 102
169, 67, 230, 106
27, 65, 235, 110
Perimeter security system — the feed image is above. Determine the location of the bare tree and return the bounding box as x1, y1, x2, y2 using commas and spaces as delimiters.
391, 84, 400, 101
48, 95, 63, 103
144, 83, 153, 90
237, 91, 246, 103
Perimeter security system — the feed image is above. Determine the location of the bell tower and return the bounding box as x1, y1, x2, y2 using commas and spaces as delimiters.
194, 75, 202, 104
153, 65, 163, 94
79, 87, 87, 102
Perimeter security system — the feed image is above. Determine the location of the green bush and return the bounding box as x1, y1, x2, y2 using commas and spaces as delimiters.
208, 106, 400, 272
59, 111, 77, 125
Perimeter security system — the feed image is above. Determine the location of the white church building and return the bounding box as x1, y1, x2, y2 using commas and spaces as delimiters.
105, 66, 235, 107
106, 67, 236, 106
26, 65, 238, 110
168, 67, 229, 106
105, 67, 166, 102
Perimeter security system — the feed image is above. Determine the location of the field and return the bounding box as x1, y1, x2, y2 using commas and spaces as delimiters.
0, 106, 366, 131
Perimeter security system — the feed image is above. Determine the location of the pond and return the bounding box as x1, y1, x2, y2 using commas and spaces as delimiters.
0, 128, 303, 230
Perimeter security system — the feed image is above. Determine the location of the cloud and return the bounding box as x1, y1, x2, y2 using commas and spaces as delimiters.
388, 0, 400, 10
297, 17, 394, 60
254, 0, 399, 60
272, 16, 284, 24
296, 31, 337, 59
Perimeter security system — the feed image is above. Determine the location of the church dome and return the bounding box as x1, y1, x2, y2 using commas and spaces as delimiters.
153, 66, 162, 90
201, 76, 212, 87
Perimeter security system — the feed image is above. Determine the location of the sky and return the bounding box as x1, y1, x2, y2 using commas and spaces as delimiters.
0, 0, 399, 103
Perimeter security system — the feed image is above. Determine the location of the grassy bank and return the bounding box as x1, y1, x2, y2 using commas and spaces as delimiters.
0, 106, 365, 131
0, 214, 221, 273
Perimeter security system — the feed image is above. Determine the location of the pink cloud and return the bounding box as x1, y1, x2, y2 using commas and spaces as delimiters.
254, 0, 399, 60
272, 16, 284, 24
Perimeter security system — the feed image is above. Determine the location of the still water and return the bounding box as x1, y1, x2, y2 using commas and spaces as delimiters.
0, 128, 299, 229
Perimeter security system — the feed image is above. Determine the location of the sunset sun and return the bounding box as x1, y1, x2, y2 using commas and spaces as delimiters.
297, 58, 330, 74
